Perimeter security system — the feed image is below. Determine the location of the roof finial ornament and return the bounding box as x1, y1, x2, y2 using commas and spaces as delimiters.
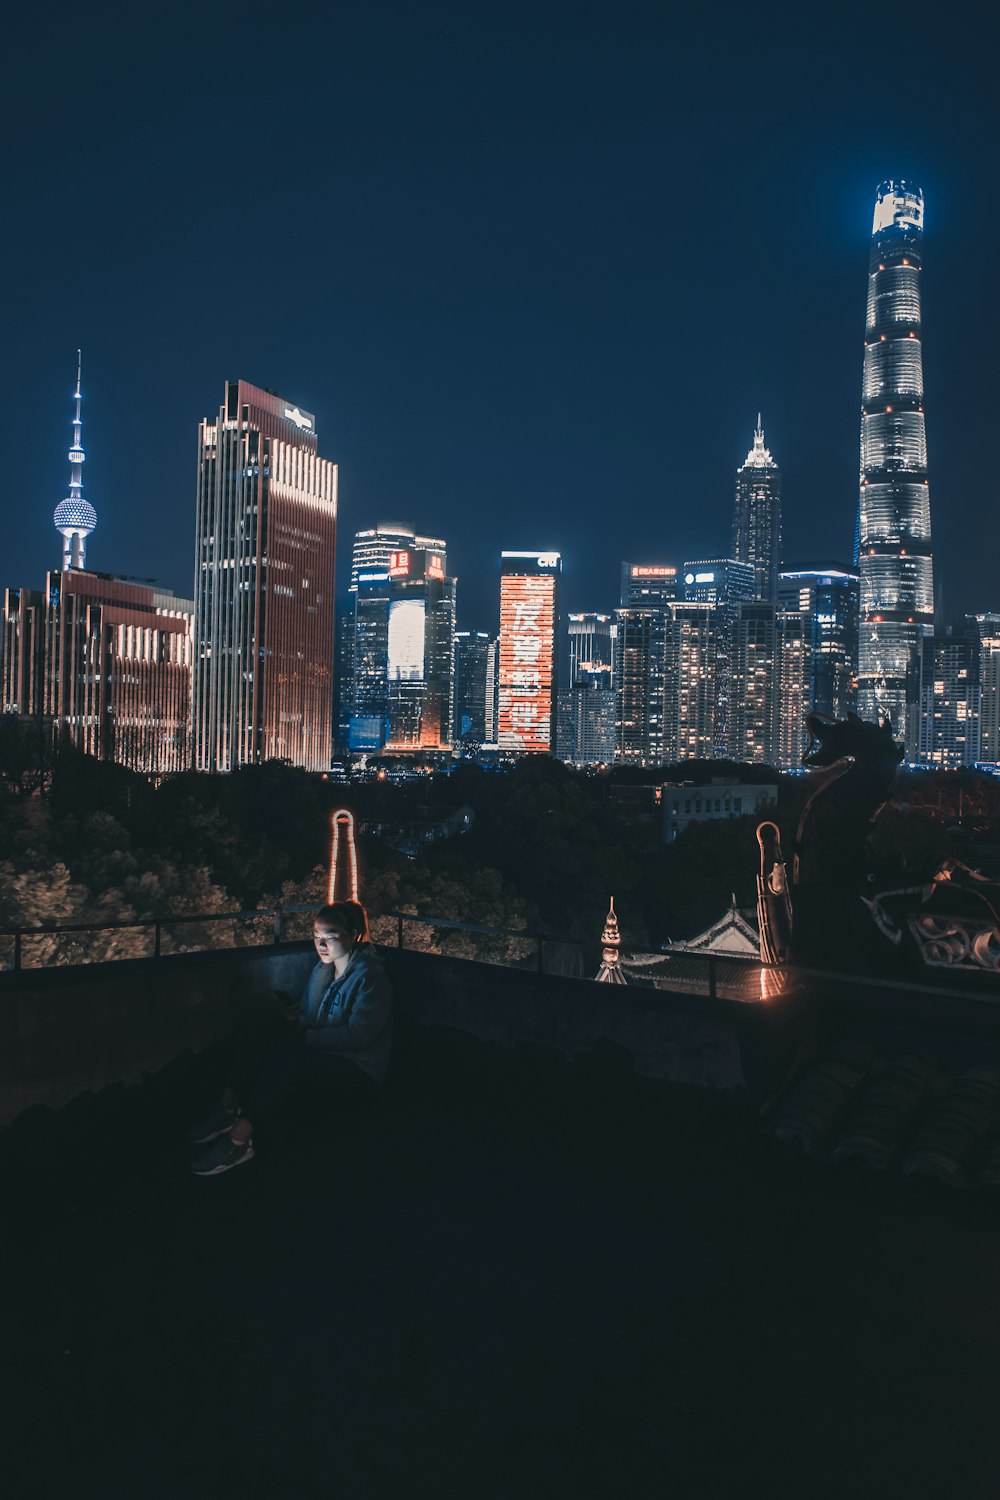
595, 896, 627, 984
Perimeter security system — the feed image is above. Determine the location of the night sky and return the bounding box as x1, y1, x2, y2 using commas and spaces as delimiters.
4, 1, 996, 632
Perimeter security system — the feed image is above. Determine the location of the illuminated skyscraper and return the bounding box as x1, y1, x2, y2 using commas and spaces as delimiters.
856, 181, 934, 744
349, 523, 447, 593
193, 381, 337, 773
453, 630, 494, 746
567, 613, 616, 685
777, 565, 859, 725
731, 603, 777, 763
920, 624, 981, 769
732, 417, 781, 601
350, 567, 392, 750
561, 612, 616, 766
558, 679, 617, 766
971, 614, 1000, 763
663, 604, 719, 762
53, 351, 97, 571
681, 559, 754, 756
348, 549, 456, 752
774, 608, 812, 769
614, 566, 676, 765
385, 548, 456, 750
340, 524, 448, 746
497, 552, 560, 754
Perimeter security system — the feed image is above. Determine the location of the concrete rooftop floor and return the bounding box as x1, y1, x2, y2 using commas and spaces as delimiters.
3, 1015, 1000, 1499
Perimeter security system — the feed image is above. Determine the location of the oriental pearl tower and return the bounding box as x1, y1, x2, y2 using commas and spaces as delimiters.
53, 351, 97, 569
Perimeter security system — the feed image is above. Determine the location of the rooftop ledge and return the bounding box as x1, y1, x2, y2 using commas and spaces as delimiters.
5, 942, 1000, 1497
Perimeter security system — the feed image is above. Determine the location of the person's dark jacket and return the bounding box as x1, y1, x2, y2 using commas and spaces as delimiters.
299, 945, 393, 1084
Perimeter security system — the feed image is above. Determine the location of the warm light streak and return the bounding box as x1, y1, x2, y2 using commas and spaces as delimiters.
327, 808, 359, 904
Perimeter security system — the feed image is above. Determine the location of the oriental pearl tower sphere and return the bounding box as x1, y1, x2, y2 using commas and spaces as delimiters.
53, 350, 97, 570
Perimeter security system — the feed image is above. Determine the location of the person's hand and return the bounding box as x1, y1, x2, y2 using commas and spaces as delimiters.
271, 988, 301, 1023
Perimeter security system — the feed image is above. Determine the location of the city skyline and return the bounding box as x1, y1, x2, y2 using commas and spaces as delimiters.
3, 5, 997, 632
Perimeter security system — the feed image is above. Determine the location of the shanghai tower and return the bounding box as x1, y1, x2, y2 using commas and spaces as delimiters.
855, 180, 934, 744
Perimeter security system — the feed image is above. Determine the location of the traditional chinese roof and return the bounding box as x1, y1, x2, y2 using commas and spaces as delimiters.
666, 895, 760, 957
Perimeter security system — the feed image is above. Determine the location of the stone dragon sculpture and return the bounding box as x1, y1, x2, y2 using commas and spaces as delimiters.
756, 712, 1000, 978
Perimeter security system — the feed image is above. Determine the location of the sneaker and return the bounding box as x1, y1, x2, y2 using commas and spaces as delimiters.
190, 1132, 254, 1177
186, 1093, 241, 1145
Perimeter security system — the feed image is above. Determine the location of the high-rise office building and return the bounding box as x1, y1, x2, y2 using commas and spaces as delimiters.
558, 678, 617, 767
920, 624, 981, 769
340, 524, 448, 746
662, 604, 720, 763
774, 608, 812, 770
613, 565, 676, 765
855, 181, 934, 745
562, 612, 616, 766
680, 559, 755, 611
615, 610, 668, 765
385, 548, 456, 751
453, 630, 494, 746
732, 417, 782, 601
349, 549, 456, 752
567, 612, 616, 686
350, 566, 392, 750
497, 552, 560, 755
3, 570, 193, 775
484, 635, 499, 743
2, 585, 45, 720
725, 600, 817, 770
333, 598, 356, 753
730, 602, 777, 764
777, 565, 859, 724
681, 559, 754, 756
971, 614, 1000, 763
52, 352, 97, 572
193, 381, 337, 773
349, 524, 446, 594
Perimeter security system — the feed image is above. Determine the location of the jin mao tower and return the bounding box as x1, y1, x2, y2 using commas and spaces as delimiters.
732, 417, 781, 601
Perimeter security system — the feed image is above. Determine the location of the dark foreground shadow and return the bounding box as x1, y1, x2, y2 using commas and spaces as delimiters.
3, 1015, 1000, 1499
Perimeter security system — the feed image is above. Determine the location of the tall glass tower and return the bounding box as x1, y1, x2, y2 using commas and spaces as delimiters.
856, 180, 934, 742
732, 416, 781, 601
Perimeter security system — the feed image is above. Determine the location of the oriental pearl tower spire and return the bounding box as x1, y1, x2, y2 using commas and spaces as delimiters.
53, 350, 97, 570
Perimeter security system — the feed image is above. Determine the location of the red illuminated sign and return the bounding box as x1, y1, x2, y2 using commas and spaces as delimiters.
497, 574, 556, 754
427, 555, 444, 580
389, 551, 410, 577
631, 566, 676, 577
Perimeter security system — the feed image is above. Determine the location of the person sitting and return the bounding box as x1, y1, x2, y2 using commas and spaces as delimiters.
187, 899, 393, 1176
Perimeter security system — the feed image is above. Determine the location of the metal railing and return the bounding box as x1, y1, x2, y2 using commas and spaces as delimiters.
0, 899, 746, 988
2, 901, 997, 1009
